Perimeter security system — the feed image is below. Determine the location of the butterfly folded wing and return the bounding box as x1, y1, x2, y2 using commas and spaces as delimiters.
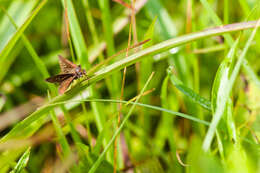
58, 55, 77, 73
45, 74, 75, 84
59, 76, 76, 94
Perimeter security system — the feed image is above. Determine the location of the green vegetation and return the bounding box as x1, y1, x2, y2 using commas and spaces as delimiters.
0, 0, 259, 172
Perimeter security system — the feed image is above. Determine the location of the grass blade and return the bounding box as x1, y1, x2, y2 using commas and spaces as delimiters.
10, 147, 31, 173
1, 21, 257, 143
88, 72, 155, 173
61, 0, 88, 68
202, 20, 260, 151
200, 0, 260, 90
98, 0, 115, 56
0, 0, 47, 83
167, 66, 211, 111
0, 0, 37, 51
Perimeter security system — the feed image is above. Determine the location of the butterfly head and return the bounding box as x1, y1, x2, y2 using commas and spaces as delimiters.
75, 65, 86, 79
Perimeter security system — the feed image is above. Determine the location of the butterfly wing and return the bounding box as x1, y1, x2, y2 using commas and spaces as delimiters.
45, 74, 74, 84
58, 55, 77, 73
58, 76, 76, 94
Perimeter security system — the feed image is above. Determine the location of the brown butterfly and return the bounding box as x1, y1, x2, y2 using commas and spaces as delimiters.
45, 55, 86, 94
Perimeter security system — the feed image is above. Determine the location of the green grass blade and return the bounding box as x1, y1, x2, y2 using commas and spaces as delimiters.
0, 95, 209, 146
211, 37, 240, 113
97, 0, 115, 56
154, 75, 178, 169
0, 6, 56, 93
98, 0, 120, 98
146, 0, 177, 38
139, 16, 157, 133
10, 147, 31, 173
0, 0, 47, 83
62, 0, 109, 157
200, 0, 234, 46
226, 99, 236, 142
202, 20, 260, 152
51, 99, 210, 126
0, 0, 37, 51
242, 59, 260, 88
47, 92, 71, 158
0, 21, 257, 143
238, 0, 250, 16
0, 94, 6, 112
61, 0, 88, 68
167, 66, 211, 111
200, 0, 260, 89
82, 0, 104, 61
224, 0, 229, 24
202, 37, 240, 152
88, 72, 154, 173
3, 6, 78, 155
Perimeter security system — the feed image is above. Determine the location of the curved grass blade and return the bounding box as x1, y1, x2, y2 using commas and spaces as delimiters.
167, 66, 211, 111
0, 0, 47, 83
51, 99, 210, 126
0, 5, 56, 93
3, 6, 73, 159
202, 20, 260, 152
0, 0, 37, 51
10, 147, 31, 173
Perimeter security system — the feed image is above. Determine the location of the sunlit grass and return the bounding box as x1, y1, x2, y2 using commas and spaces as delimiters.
0, 0, 259, 172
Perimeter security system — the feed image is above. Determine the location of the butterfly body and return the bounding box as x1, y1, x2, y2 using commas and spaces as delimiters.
45, 55, 86, 94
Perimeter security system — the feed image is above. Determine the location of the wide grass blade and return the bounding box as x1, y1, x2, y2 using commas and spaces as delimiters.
61, 0, 88, 68
0, 6, 55, 92
0, 0, 37, 51
98, 0, 115, 56
202, 20, 260, 151
0, 0, 47, 83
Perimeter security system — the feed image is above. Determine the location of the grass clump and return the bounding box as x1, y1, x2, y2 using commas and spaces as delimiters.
0, 0, 259, 172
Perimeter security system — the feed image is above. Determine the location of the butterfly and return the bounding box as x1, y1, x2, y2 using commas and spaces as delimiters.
45, 55, 86, 94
